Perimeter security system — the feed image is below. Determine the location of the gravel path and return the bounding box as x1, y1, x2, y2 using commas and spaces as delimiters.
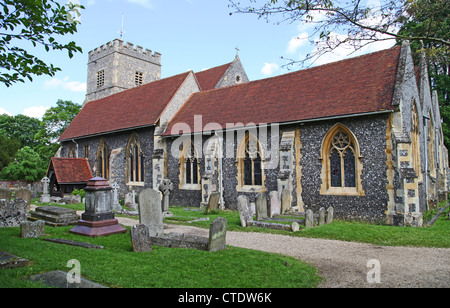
161, 223, 450, 288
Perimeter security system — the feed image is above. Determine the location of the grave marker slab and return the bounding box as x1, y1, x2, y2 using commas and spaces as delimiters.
255, 193, 268, 221
208, 217, 227, 252
138, 188, 164, 237
237, 195, 252, 227
21, 220, 45, 238
269, 191, 281, 218
131, 224, 152, 252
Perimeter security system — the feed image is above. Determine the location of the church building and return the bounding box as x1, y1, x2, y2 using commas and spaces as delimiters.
56, 39, 448, 227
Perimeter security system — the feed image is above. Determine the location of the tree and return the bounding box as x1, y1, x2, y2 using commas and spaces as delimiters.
0, 113, 42, 149
35, 99, 81, 163
0, 133, 20, 170
0, 0, 84, 87
229, 0, 449, 66
0, 146, 46, 181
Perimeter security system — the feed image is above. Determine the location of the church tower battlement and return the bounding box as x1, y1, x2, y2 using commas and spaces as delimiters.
85, 39, 162, 104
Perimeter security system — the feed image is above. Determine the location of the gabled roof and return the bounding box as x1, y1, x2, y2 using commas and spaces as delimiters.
49, 158, 93, 184
59, 72, 192, 141
195, 62, 233, 91
164, 46, 402, 136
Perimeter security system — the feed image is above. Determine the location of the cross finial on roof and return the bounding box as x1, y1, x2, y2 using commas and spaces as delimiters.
235, 46, 240, 57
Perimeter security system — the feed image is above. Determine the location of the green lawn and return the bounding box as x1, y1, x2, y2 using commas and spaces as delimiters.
0, 225, 321, 288
1, 201, 448, 288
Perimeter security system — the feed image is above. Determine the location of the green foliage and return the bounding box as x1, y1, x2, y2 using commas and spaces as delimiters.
71, 188, 85, 199
36, 99, 82, 144
0, 114, 42, 149
0, 0, 84, 87
0, 146, 46, 181
0, 133, 20, 170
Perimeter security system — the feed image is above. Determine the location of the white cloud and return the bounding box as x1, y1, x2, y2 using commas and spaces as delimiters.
0, 107, 12, 116
23, 106, 51, 120
261, 63, 280, 76
126, 0, 154, 9
44, 76, 87, 92
286, 32, 309, 54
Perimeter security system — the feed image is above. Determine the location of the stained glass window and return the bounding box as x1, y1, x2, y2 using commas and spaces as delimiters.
330, 150, 342, 187
127, 136, 144, 183
329, 131, 356, 188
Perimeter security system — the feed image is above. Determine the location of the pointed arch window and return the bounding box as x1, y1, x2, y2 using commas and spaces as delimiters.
320, 124, 364, 196
126, 134, 145, 185
411, 102, 421, 174
96, 138, 110, 180
237, 132, 265, 192
180, 140, 200, 190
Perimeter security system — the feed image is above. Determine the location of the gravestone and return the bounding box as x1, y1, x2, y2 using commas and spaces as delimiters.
281, 189, 291, 214
0, 188, 12, 201
159, 179, 173, 212
15, 188, 32, 210
255, 193, 268, 221
319, 207, 326, 226
0, 199, 27, 228
111, 182, 121, 211
30, 206, 80, 227
305, 209, 314, 228
327, 207, 334, 224
205, 192, 220, 214
70, 177, 126, 237
138, 188, 164, 237
40, 177, 51, 203
269, 191, 281, 218
130, 224, 152, 252
208, 217, 227, 252
237, 195, 252, 227
291, 221, 300, 232
21, 220, 45, 238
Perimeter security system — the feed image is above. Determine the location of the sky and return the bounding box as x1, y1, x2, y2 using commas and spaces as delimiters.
0, 0, 395, 119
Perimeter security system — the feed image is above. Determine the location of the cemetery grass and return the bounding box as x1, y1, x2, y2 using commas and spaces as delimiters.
168, 205, 450, 249
0, 225, 321, 288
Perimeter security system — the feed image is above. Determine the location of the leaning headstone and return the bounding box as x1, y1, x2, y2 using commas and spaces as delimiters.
326, 206, 334, 224
319, 207, 326, 226
281, 189, 291, 214
130, 224, 152, 252
138, 188, 164, 237
305, 209, 314, 228
269, 191, 281, 218
20, 220, 45, 238
208, 217, 227, 252
0, 188, 12, 201
255, 193, 268, 221
237, 195, 252, 227
159, 179, 174, 212
205, 192, 220, 214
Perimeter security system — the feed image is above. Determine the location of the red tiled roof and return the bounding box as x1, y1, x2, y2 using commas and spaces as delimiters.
164, 46, 402, 136
59, 72, 191, 141
195, 62, 232, 91
50, 158, 93, 184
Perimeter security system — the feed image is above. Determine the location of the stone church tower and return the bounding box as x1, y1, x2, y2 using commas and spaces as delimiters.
85, 39, 162, 103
